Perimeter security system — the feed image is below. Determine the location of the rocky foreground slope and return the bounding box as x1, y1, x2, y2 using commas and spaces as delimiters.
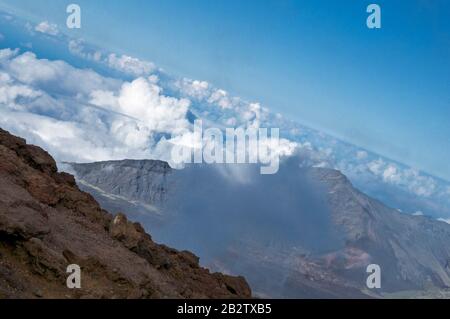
0, 128, 251, 298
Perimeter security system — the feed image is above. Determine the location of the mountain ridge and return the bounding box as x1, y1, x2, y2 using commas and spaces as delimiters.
0, 128, 251, 298
68, 157, 450, 298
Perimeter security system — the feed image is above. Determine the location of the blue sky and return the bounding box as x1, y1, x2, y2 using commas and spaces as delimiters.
0, 0, 449, 180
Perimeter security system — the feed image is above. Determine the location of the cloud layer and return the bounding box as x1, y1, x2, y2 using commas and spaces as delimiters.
0, 49, 175, 162
0, 10, 449, 219
0, 48, 294, 172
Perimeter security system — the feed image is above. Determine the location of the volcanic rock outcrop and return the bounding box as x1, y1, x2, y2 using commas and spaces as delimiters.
0, 128, 251, 299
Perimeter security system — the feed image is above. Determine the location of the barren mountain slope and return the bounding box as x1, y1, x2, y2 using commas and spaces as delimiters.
0, 128, 251, 299
69, 159, 450, 298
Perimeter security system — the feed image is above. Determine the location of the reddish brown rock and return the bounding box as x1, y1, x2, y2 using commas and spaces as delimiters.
0, 128, 251, 299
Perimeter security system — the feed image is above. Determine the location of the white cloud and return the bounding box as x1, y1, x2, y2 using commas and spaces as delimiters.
68, 39, 102, 62
0, 109, 144, 162
89, 90, 118, 109
0, 71, 42, 109
437, 218, 450, 225
382, 164, 402, 183
175, 78, 239, 110
356, 150, 368, 160
367, 158, 385, 176
1, 44, 449, 208
0, 48, 186, 164
2, 50, 120, 98
0, 47, 297, 175
67, 40, 155, 77
175, 78, 210, 99
207, 89, 233, 109
174, 77, 275, 132
68, 39, 83, 55
365, 157, 437, 197
107, 53, 155, 76
0, 48, 19, 60
403, 168, 437, 197
35, 21, 59, 36
242, 102, 263, 128
90, 77, 190, 134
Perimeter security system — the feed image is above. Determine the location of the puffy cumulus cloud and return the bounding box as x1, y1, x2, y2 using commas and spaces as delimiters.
174, 77, 275, 131
0, 109, 111, 162
437, 218, 450, 225
175, 78, 210, 99
0, 50, 120, 97
107, 53, 155, 76
366, 158, 437, 197
0, 63, 68, 117
367, 159, 385, 176
118, 78, 189, 132
0, 48, 19, 60
261, 134, 298, 158
165, 122, 298, 174
0, 96, 167, 164
207, 89, 234, 109
0, 48, 186, 164
68, 39, 83, 55
382, 164, 402, 184
173, 77, 449, 201
89, 90, 118, 109
35, 21, 59, 36
403, 169, 437, 197
241, 103, 264, 129
33, 30, 448, 211
109, 118, 152, 149
67, 40, 156, 78
177, 78, 237, 110
1, 45, 448, 205
0, 71, 43, 109
295, 142, 334, 168
90, 77, 191, 134
175, 78, 211, 99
